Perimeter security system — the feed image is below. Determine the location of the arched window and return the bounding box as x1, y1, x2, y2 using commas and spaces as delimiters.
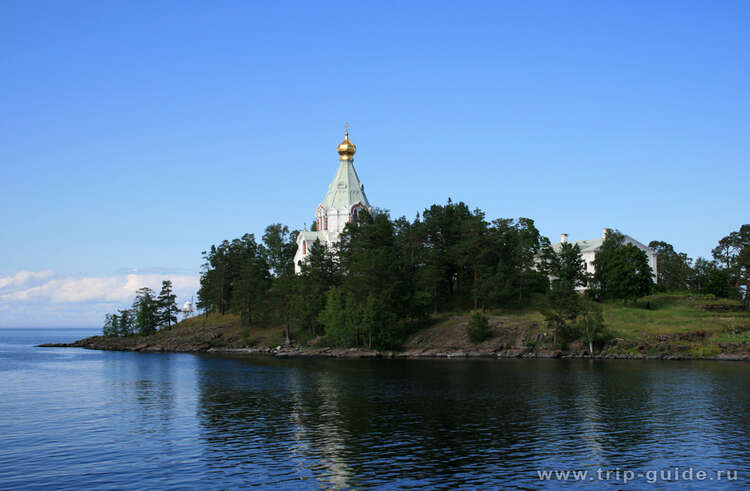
303, 241, 306, 255
351, 203, 366, 222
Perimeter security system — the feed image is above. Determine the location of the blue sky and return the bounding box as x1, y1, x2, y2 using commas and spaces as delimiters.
1, 1, 748, 326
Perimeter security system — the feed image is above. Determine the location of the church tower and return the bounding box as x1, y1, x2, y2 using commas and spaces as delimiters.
293, 127, 372, 273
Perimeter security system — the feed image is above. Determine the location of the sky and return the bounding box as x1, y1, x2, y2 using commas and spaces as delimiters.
1, 1, 748, 326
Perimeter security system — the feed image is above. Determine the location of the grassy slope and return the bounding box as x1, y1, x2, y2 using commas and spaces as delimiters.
599, 294, 750, 357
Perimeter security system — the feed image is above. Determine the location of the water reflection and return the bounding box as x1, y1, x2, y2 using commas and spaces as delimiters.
194, 357, 750, 488
4, 330, 750, 490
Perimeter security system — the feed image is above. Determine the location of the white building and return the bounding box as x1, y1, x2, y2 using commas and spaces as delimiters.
550, 229, 658, 286
293, 128, 372, 273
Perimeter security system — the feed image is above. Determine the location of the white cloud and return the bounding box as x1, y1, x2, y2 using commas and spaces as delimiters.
0, 270, 199, 327
0, 270, 55, 290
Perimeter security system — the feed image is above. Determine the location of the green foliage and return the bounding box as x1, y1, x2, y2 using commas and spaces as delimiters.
691, 257, 731, 297
133, 287, 158, 336
541, 241, 589, 290
102, 313, 116, 337
472, 217, 548, 309
467, 313, 492, 343
649, 240, 692, 292
117, 309, 134, 336
102, 284, 174, 337
156, 280, 179, 330
230, 235, 271, 326
575, 303, 610, 353
294, 239, 341, 338
547, 281, 584, 320
318, 287, 355, 347
593, 230, 653, 302
262, 224, 299, 344
712, 224, 750, 307
184, 202, 746, 352
336, 210, 413, 349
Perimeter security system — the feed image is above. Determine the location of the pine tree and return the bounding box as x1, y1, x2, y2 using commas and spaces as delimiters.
103, 313, 116, 337
157, 280, 179, 330
231, 234, 271, 325
118, 309, 133, 336
133, 287, 158, 336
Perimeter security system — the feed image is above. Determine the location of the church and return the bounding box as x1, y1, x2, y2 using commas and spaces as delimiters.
293, 128, 372, 273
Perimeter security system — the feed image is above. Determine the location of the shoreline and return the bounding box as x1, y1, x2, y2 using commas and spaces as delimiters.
38, 295, 750, 363
39, 337, 750, 362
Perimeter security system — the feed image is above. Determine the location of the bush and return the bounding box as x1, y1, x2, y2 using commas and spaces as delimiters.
467, 313, 492, 343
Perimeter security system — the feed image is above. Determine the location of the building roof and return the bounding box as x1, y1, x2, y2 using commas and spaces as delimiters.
298, 230, 328, 244
551, 235, 653, 254
319, 158, 371, 212
551, 237, 604, 254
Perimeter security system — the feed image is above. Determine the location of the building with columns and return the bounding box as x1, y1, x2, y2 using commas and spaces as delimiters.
550, 229, 658, 287
293, 128, 372, 273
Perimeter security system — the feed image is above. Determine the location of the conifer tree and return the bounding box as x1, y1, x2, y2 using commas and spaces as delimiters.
103, 313, 116, 337
118, 309, 133, 336
157, 280, 179, 330
133, 287, 158, 336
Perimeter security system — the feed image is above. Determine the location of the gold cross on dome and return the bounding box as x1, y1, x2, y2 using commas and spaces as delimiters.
344, 122, 350, 137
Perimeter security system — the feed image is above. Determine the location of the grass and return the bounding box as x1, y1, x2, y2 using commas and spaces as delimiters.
602, 294, 750, 338
167, 312, 288, 349
592, 294, 750, 356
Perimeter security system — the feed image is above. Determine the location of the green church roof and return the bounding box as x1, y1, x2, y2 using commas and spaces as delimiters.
320, 158, 371, 211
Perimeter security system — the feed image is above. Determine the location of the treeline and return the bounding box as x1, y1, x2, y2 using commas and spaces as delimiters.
195, 200, 670, 350
106, 199, 748, 349
649, 224, 750, 305
102, 280, 179, 337
197, 202, 557, 348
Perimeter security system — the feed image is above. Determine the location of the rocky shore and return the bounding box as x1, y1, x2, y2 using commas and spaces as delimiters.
39, 336, 750, 361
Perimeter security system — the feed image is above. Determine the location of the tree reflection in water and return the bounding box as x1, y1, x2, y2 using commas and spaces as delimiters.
195, 356, 750, 488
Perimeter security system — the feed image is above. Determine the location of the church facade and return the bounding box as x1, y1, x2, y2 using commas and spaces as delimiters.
293, 128, 372, 273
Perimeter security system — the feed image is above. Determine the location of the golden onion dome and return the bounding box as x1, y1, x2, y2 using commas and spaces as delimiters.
337, 126, 356, 160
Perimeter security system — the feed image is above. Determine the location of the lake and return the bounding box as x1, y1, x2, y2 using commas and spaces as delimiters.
1, 328, 748, 489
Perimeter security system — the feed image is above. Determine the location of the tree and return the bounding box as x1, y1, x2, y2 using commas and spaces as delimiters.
294, 239, 341, 338
541, 241, 589, 290
472, 217, 548, 310
593, 230, 653, 302
649, 240, 692, 291
467, 313, 492, 343
318, 286, 354, 346
575, 303, 609, 354
335, 209, 411, 349
133, 287, 158, 336
712, 225, 750, 306
263, 224, 298, 344
691, 258, 731, 297
103, 313, 116, 337
230, 234, 271, 325
263, 224, 296, 277
197, 242, 232, 315
538, 243, 588, 345
156, 280, 179, 330
117, 309, 134, 336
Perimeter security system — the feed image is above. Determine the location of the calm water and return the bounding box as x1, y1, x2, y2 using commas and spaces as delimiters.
1, 329, 749, 489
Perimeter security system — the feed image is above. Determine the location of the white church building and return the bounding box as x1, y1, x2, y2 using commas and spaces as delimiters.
293, 128, 372, 273
550, 229, 658, 287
